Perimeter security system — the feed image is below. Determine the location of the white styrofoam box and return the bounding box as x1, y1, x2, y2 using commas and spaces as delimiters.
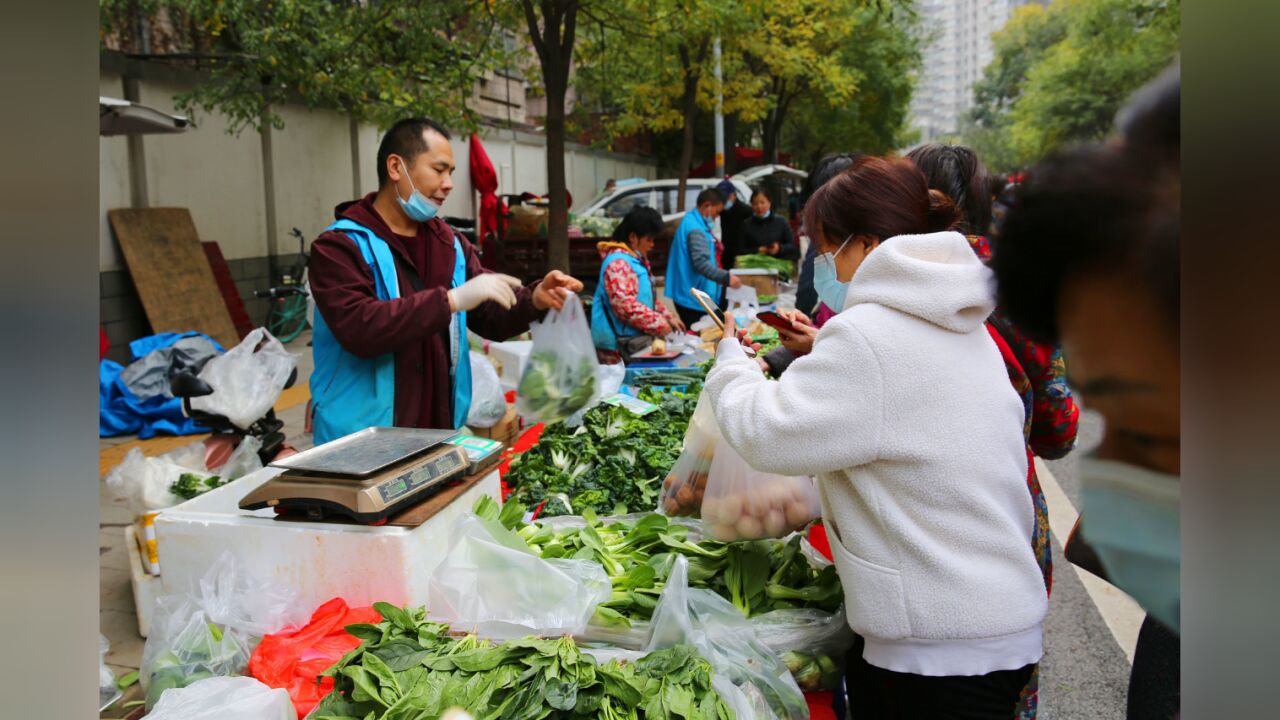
483, 339, 533, 393
154, 465, 500, 617
126, 524, 160, 637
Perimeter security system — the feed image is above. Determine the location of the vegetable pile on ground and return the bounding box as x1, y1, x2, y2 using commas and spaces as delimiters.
517, 351, 598, 422
475, 497, 842, 626
311, 602, 736, 720
733, 254, 795, 281
506, 385, 701, 517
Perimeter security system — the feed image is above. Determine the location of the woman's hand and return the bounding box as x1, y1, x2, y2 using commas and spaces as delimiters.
777, 309, 818, 355
722, 313, 762, 355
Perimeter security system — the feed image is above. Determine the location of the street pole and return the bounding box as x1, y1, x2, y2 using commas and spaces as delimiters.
714, 35, 725, 178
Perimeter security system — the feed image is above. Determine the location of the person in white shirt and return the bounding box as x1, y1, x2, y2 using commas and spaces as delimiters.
709, 156, 1047, 719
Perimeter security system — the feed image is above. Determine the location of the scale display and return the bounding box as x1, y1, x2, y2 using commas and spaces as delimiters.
378, 451, 465, 503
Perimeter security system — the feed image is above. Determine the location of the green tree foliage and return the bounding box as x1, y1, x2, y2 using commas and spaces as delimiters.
99, 0, 509, 134
965, 0, 1179, 172
778, 3, 921, 165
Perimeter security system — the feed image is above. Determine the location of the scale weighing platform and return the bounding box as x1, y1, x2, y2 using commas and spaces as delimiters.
239, 427, 472, 523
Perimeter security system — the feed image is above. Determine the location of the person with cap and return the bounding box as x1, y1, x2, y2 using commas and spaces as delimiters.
716, 178, 752, 272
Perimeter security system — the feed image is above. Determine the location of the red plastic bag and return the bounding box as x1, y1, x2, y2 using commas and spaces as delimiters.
248, 598, 381, 719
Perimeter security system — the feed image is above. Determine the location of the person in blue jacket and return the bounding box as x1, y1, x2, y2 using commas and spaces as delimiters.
665, 188, 742, 327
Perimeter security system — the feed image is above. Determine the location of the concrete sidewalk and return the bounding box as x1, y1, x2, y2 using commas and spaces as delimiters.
99, 330, 315, 686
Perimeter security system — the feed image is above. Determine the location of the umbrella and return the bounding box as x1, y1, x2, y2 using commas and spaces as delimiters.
100, 96, 191, 136
469, 133, 504, 260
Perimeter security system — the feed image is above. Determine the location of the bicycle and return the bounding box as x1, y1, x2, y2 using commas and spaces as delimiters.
256, 227, 310, 343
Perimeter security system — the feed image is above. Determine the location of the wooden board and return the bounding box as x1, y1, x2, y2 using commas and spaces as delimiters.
107, 208, 240, 349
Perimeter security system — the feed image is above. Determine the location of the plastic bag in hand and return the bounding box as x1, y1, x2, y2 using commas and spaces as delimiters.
563, 361, 626, 428
144, 676, 293, 720
647, 555, 808, 720
658, 393, 722, 518
426, 512, 610, 638
466, 352, 507, 429
699, 438, 822, 542
140, 553, 299, 710
515, 293, 599, 424
190, 328, 296, 430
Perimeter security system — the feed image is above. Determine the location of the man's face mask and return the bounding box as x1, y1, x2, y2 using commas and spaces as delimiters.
395, 158, 440, 223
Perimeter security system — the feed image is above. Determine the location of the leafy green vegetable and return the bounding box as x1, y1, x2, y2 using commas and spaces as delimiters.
507, 384, 703, 518
517, 351, 598, 422
733, 254, 795, 280
311, 601, 734, 720
477, 497, 842, 624
170, 472, 229, 500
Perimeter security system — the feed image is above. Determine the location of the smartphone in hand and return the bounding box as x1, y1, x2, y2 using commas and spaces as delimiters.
755, 310, 800, 335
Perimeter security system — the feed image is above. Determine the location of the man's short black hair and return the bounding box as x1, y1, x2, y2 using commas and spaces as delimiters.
992, 144, 1179, 343
695, 188, 725, 207
376, 118, 452, 187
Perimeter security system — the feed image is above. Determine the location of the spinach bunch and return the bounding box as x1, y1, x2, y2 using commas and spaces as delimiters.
733, 254, 794, 281
517, 351, 598, 423
507, 385, 700, 518
311, 602, 735, 720
475, 498, 842, 625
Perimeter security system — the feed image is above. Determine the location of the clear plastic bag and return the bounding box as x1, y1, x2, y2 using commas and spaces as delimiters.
699, 438, 822, 542
106, 438, 264, 517
426, 512, 611, 638
564, 361, 626, 428
516, 293, 599, 424
99, 634, 122, 711
140, 553, 298, 710
190, 328, 297, 430
726, 283, 760, 317
647, 555, 807, 720
658, 393, 722, 517
145, 676, 294, 720
466, 351, 507, 428
751, 608, 855, 692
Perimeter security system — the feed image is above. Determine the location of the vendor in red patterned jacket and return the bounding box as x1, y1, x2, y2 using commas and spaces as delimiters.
589, 206, 686, 363
308, 118, 583, 443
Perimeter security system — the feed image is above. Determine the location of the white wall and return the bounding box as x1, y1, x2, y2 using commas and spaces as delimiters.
100, 67, 659, 271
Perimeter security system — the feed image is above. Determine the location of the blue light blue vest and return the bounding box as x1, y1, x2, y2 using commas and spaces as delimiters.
310, 218, 472, 445
665, 211, 723, 311
590, 250, 657, 351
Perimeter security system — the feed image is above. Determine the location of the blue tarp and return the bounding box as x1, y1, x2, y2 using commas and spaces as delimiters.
99, 332, 225, 438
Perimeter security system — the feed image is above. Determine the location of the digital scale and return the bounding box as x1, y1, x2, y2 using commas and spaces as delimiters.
239, 427, 473, 524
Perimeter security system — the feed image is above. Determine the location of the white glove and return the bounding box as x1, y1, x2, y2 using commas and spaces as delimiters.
448, 272, 522, 312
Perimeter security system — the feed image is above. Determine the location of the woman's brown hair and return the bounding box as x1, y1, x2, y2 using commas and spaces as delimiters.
803, 156, 962, 248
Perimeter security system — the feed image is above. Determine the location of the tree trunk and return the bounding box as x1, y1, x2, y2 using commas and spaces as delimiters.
544, 70, 571, 273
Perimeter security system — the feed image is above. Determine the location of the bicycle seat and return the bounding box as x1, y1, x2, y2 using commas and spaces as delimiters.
170, 371, 214, 398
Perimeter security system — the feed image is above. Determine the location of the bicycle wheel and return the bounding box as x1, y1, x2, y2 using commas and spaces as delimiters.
267, 294, 310, 343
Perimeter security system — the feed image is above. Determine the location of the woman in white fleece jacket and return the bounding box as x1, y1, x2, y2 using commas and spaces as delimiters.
707, 156, 1047, 719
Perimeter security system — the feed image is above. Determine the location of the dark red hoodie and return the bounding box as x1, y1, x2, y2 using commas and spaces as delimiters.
308, 193, 543, 430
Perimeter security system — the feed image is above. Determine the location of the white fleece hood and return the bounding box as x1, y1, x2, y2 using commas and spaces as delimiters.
843, 231, 994, 333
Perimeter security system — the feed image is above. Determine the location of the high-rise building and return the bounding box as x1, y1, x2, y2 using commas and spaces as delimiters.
908, 0, 1046, 143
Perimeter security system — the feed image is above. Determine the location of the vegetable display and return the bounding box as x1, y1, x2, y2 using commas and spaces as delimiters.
475, 497, 842, 625
507, 385, 700, 517
311, 602, 736, 720
170, 472, 229, 500
517, 351, 598, 422
733, 254, 795, 280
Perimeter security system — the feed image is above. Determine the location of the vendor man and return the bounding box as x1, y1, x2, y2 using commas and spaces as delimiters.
665, 188, 742, 328
308, 117, 583, 444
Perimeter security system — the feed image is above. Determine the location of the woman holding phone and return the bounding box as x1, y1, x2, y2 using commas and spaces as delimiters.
710, 156, 1047, 719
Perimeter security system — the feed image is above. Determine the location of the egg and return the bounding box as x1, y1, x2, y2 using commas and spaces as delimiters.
717, 494, 743, 522
786, 500, 813, 527
763, 509, 787, 537
735, 515, 764, 540
708, 523, 737, 542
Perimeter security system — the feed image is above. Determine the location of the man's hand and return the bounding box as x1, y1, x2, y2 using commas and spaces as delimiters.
757, 246, 768, 254
448, 273, 521, 312
777, 309, 818, 355
532, 269, 584, 311
728, 274, 744, 289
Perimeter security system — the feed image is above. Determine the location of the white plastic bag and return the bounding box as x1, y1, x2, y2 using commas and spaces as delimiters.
564, 361, 627, 428
106, 438, 264, 516
647, 555, 807, 720
699, 438, 822, 542
466, 352, 507, 428
191, 328, 297, 430
516, 293, 599, 424
145, 676, 293, 720
658, 393, 722, 518
726, 283, 759, 316
140, 553, 298, 710
427, 512, 610, 638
